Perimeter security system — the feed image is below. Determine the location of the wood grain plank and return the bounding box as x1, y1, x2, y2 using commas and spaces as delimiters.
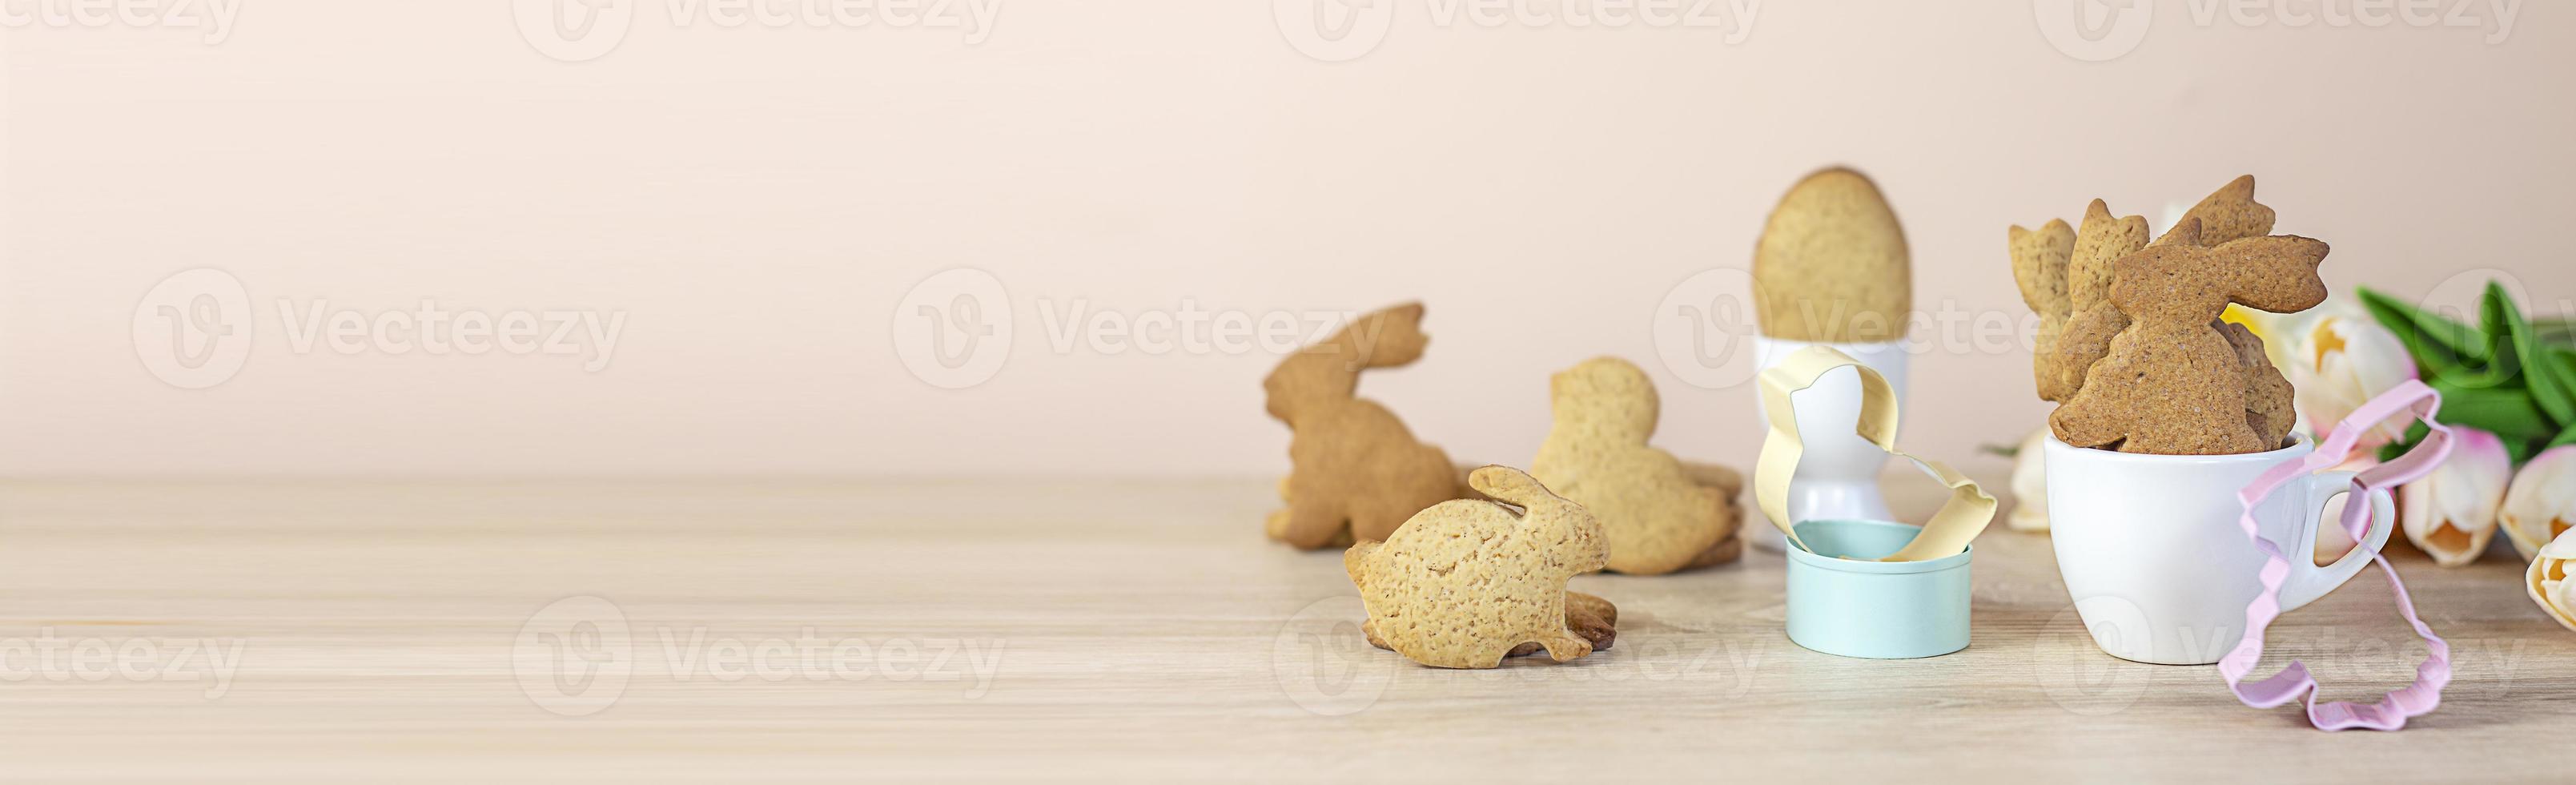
0, 479, 2565, 782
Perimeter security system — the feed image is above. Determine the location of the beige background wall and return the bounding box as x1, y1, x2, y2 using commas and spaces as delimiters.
3, 1, 2567, 477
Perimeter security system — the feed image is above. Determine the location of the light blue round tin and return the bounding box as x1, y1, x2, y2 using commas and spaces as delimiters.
1784, 519, 1974, 659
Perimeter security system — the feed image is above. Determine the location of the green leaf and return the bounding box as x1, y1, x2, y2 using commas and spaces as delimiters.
2490, 283, 2576, 426
2357, 287, 2476, 379
2480, 284, 2518, 355
2547, 348, 2576, 422
2361, 289, 2450, 378
2427, 378, 2556, 443
2378, 421, 2433, 464
2554, 421, 2576, 450
2537, 318, 2576, 348
2361, 287, 2490, 361
2432, 360, 2520, 391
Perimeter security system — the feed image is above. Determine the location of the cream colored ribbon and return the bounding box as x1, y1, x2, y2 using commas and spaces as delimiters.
1754, 345, 1996, 562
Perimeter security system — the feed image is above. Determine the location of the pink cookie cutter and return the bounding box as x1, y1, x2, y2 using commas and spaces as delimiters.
2220, 380, 2454, 731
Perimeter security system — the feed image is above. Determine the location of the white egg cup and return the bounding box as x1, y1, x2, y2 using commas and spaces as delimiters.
1748, 336, 1912, 553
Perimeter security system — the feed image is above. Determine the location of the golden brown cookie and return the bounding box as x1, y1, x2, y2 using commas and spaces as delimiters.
2051, 235, 2331, 454
1530, 357, 1736, 575
2050, 175, 2277, 405
2052, 240, 2299, 448
1344, 466, 1609, 669
2047, 202, 2154, 401
2072, 200, 2152, 314
2164, 189, 2293, 448
1681, 461, 1744, 497
1264, 303, 1457, 549
2222, 321, 2298, 450
1368, 590, 1618, 658
1682, 461, 1750, 567
1753, 167, 1911, 343
1680, 532, 1744, 570
2156, 216, 2203, 248
2167, 175, 2277, 247
1455, 459, 1742, 570
2009, 219, 2076, 401
2049, 303, 2122, 405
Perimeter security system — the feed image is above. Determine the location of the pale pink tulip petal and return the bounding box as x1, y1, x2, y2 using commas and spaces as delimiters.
2290, 309, 2419, 449
2401, 428, 2510, 567
2502, 447, 2576, 561
2528, 528, 2576, 633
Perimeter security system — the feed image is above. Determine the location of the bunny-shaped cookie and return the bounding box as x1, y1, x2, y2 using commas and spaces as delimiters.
2224, 320, 2300, 450
2008, 219, 2077, 401
2022, 177, 2305, 450
2050, 177, 2275, 403
2052, 235, 2329, 454
1344, 466, 1609, 669
1264, 303, 1457, 550
1530, 357, 1735, 574
1364, 590, 1619, 658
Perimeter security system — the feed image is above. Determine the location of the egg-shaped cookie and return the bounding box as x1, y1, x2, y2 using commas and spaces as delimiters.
1752, 167, 1911, 344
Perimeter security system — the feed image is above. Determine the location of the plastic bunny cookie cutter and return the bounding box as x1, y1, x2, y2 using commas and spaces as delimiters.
1755, 345, 1998, 658
2220, 380, 2454, 731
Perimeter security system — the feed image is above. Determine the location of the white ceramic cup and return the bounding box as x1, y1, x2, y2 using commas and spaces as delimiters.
2043, 434, 2398, 665
1748, 336, 1911, 553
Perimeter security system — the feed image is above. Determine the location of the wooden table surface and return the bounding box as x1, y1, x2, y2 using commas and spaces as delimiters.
2, 477, 2568, 782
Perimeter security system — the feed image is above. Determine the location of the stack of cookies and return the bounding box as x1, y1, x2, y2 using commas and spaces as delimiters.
2011, 176, 2329, 455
